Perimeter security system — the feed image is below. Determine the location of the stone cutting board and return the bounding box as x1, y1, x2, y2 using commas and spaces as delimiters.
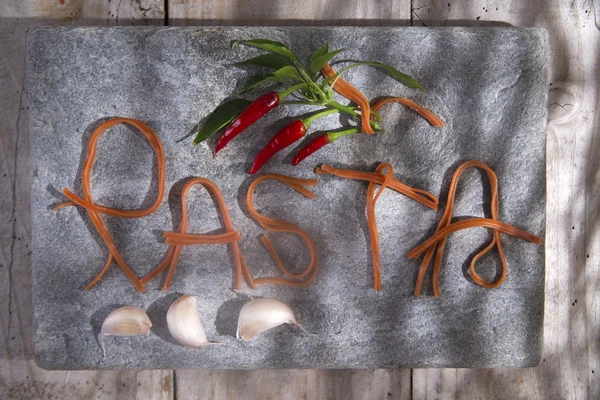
28, 26, 547, 370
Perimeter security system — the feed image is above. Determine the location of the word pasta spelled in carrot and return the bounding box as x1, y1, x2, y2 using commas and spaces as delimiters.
55, 118, 166, 292
141, 178, 256, 291
408, 160, 543, 297
246, 174, 319, 287
316, 163, 438, 290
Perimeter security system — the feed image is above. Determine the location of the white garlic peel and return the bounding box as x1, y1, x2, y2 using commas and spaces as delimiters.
100, 306, 152, 359
236, 298, 310, 341
167, 294, 217, 348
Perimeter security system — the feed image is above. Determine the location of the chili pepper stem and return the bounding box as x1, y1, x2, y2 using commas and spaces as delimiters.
326, 100, 382, 131
278, 83, 310, 100
281, 101, 319, 106
328, 127, 360, 142
370, 110, 383, 123
302, 108, 340, 127
326, 99, 356, 115
298, 69, 329, 102
281, 100, 382, 130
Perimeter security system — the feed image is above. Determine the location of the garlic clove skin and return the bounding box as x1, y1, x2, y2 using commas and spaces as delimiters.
100, 306, 152, 340
236, 298, 308, 341
99, 306, 152, 359
167, 294, 216, 348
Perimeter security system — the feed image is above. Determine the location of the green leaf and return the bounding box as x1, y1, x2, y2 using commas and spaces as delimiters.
272, 65, 302, 81
235, 39, 302, 65
320, 76, 333, 87
238, 75, 286, 93
309, 43, 329, 69
310, 49, 343, 76
192, 99, 252, 145
340, 61, 425, 91
237, 53, 294, 70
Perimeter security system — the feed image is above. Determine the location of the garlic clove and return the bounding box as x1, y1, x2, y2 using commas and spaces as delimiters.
236, 298, 309, 341
167, 294, 218, 348
100, 306, 152, 358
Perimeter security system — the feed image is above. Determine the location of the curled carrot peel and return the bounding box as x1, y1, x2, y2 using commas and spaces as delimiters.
141, 177, 256, 291
409, 160, 543, 297
321, 62, 375, 135
246, 174, 319, 287
55, 117, 166, 292
316, 163, 438, 290
315, 164, 439, 210
371, 97, 444, 128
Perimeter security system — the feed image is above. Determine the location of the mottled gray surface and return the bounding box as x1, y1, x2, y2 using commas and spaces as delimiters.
28, 26, 547, 370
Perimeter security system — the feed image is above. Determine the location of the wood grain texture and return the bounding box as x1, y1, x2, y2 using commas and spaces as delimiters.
168, 0, 411, 25
175, 369, 411, 400
0, 1, 172, 399
410, 0, 600, 399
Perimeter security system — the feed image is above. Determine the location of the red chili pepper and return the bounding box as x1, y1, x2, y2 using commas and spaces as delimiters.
291, 134, 330, 166
249, 120, 307, 174
291, 128, 359, 166
214, 91, 280, 156
249, 108, 340, 174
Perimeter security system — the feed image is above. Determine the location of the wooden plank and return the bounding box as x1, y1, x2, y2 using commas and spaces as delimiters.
2, 0, 164, 22
175, 369, 410, 400
0, 1, 172, 399
411, 0, 600, 399
168, 1, 413, 398
168, 0, 411, 25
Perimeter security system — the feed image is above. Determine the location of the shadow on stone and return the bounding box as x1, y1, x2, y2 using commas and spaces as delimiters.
215, 294, 252, 337
151, 228, 165, 243
176, 121, 201, 143
146, 292, 184, 346
46, 184, 67, 210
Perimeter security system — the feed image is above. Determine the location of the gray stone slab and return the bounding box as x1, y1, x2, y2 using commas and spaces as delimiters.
28, 26, 547, 370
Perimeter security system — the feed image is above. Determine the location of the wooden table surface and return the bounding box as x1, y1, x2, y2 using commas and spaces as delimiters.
1, 0, 598, 398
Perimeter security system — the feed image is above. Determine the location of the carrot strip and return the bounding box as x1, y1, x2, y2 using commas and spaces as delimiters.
414, 245, 435, 297
371, 97, 444, 127
366, 163, 393, 290
140, 177, 256, 291
317, 162, 438, 290
260, 235, 291, 276
407, 218, 543, 258
164, 230, 242, 245
61, 118, 166, 219
139, 247, 175, 285
52, 201, 76, 211
316, 164, 438, 210
409, 160, 543, 297
56, 117, 166, 292
322, 62, 375, 135
84, 254, 113, 291
246, 174, 319, 287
